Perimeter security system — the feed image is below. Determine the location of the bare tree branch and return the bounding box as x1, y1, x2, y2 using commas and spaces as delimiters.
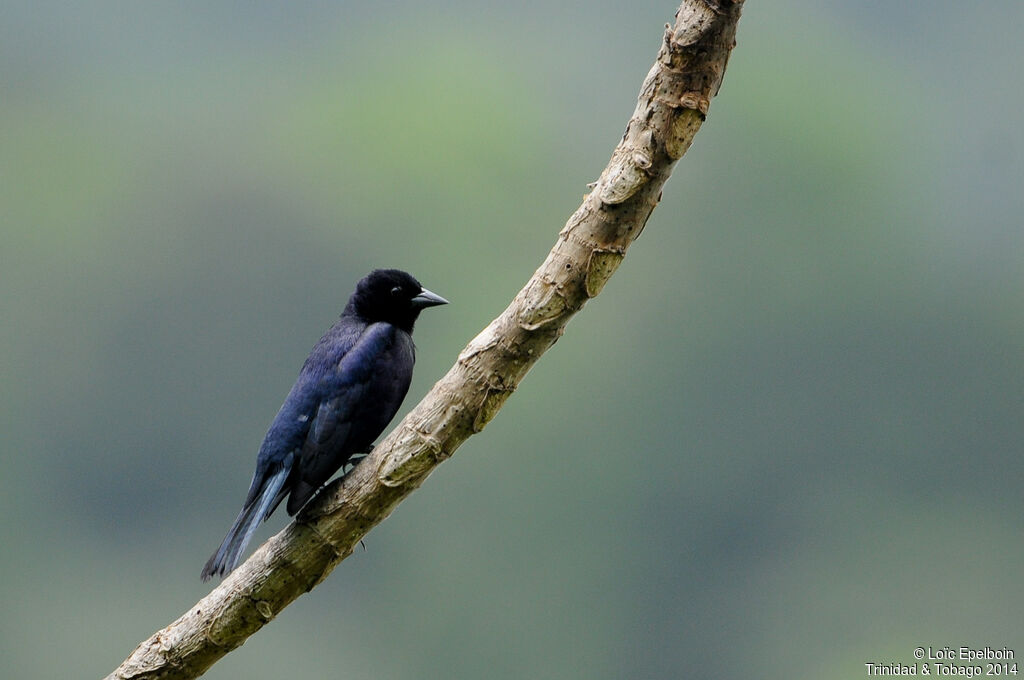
106, 2, 744, 678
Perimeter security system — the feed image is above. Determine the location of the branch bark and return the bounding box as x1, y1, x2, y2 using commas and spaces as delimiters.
106, 2, 744, 677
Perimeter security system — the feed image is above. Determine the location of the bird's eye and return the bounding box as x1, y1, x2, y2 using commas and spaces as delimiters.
390, 286, 403, 297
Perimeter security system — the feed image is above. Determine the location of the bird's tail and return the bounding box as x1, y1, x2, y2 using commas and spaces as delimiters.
200, 462, 291, 581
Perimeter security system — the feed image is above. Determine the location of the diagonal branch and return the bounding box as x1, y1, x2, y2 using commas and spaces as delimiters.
106, 2, 744, 678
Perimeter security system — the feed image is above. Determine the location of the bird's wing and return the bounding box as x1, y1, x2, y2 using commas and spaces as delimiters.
287, 322, 400, 513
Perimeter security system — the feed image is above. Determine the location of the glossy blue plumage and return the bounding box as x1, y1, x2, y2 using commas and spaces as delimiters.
201, 269, 446, 580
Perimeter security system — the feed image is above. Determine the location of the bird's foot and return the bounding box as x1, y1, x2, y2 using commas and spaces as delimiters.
341, 450, 370, 475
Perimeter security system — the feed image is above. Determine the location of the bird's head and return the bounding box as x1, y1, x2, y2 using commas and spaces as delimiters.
347, 269, 448, 332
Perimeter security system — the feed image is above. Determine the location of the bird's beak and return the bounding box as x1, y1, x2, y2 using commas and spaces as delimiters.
410, 288, 449, 309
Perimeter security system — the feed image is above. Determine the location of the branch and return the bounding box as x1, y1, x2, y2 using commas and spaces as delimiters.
106, 2, 744, 678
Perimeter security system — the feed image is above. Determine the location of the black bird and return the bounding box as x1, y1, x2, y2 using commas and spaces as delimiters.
201, 269, 447, 580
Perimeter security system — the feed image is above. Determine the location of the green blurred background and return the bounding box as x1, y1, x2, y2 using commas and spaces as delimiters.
2, 2, 1021, 678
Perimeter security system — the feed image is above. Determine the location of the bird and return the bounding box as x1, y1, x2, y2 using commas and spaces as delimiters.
201, 269, 448, 581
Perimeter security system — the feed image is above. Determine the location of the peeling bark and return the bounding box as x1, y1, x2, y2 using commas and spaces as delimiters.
106, 2, 744, 678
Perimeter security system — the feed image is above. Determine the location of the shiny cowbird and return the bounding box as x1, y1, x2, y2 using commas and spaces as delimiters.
201, 269, 447, 580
